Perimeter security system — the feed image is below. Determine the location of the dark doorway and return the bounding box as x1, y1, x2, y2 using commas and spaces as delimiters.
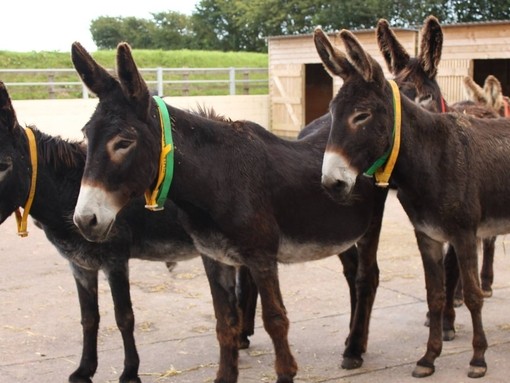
473, 59, 510, 96
305, 64, 333, 125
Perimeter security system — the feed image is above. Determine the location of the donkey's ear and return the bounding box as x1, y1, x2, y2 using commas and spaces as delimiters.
418, 15, 443, 79
71, 42, 118, 98
116, 42, 151, 121
376, 19, 410, 75
339, 29, 385, 85
483, 75, 504, 110
0, 82, 18, 134
463, 76, 487, 104
313, 28, 354, 81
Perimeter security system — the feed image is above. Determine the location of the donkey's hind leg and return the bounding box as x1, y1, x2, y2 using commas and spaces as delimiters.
452, 237, 488, 378
249, 260, 297, 383
202, 256, 242, 383
236, 265, 258, 349
442, 244, 459, 341
68, 265, 100, 383
481, 236, 495, 297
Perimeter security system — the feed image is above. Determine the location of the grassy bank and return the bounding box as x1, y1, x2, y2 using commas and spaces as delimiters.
0, 49, 268, 99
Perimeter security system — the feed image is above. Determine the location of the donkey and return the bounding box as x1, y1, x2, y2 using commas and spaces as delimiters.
0, 82, 262, 383
463, 75, 510, 118
315, 26, 510, 378
376, 16, 499, 312
70, 41, 390, 382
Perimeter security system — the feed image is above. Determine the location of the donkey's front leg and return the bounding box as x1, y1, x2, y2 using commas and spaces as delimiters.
202, 256, 241, 383
413, 231, 445, 378
68, 265, 100, 383
452, 237, 488, 378
342, 188, 387, 369
250, 261, 297, 383
104, 261, 141, 383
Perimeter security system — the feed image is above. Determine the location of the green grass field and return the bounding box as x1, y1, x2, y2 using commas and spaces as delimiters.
0, 49, 268, 99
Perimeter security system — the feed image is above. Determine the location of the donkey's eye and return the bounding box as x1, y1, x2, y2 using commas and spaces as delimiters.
114, 139, 134, 151
351, 112, 371, 126
107, 137, 136, 164
0, 160, 12, 182
417, 94, 433, 107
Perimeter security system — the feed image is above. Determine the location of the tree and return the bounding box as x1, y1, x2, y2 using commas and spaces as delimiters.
449, 0, 510, 22
90, 17, 125, 50
151, 11, 194, 49
90, 0, 510, 52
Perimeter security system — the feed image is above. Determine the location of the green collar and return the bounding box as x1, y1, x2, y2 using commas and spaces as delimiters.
144, 96, 174, 211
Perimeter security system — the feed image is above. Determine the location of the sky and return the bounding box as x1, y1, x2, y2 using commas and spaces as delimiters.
2, 1, 199, 52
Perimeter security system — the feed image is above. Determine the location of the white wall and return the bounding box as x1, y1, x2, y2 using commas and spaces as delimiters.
12, 95, 270, 140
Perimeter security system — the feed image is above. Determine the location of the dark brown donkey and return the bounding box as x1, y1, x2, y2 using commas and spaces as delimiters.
0, 81, 262, 383
377, 15, 498, 314
315, 27, 510, 378
70, 42, 389, 382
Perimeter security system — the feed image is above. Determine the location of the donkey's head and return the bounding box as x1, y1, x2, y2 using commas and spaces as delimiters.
481, 75, 510, 117
315, 28, 394, 200
0, 82, 32, 224
377, 16, 444, 112
71, 42, 160, 242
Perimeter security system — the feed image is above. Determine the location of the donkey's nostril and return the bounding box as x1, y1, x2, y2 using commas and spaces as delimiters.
332, 180, 349, 194
88, 214, 98, 227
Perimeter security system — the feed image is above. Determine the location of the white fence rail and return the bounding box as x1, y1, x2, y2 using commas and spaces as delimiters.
0, 67, 268, 99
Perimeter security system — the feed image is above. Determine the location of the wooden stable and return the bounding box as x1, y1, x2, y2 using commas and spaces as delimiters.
268, 20, 510, 138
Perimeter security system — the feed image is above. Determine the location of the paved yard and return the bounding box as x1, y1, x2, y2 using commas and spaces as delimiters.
1, 190, 509, 383
1, 101, 509, 382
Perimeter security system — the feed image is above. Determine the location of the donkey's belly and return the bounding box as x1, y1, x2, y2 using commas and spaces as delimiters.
190, 230, 359, 267
477, 218, 510, 238
277, 237, 358, 263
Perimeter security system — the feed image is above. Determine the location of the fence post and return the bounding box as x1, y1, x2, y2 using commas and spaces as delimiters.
157, 67, 163, 96
182, 70, 189, 96
243, 70, 250, 95
48, 74, 55, 99
82, 83, 89, 99
229, 67, 236, 95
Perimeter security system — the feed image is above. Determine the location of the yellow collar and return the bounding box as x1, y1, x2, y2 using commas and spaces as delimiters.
15, 127, 38, 237
373, 80, 401, 187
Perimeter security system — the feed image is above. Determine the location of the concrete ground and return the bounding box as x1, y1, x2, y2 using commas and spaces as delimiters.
1, 190, 510, 383
1, 101, 510, 382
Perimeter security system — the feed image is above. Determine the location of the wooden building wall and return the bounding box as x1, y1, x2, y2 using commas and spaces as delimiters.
438, 21, 510, 103
269, 21, 510, 138
268, 29, 417, 137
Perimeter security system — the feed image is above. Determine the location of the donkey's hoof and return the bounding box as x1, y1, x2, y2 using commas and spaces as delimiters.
453, 298, 464, 308
342, 356, 363, 369
468, 365, 487, 378
482, 289, 493, 298
69, 371, 93, 383
412, 364, 435, 378
120, 377, 141, 383
276, 377, 294, 383
119, 371, 141, 383
238, 336, 250, 350
443, 329, 455, 341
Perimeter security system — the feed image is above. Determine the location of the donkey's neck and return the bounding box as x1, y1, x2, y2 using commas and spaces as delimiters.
29, 129, 85, 231
392, 96, 461, 190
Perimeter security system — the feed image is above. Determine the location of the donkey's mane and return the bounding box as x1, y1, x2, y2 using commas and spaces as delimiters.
27, 125, 86, 170
189, 104, 232, 123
